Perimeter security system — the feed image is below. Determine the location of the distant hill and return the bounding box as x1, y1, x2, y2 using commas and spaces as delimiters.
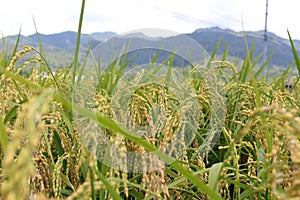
1, 27, 299, 70
2, 31, 116, 49
188, 27, 300, 67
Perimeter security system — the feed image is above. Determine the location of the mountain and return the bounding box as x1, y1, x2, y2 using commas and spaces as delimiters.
2, 31, 116, 49
0, 31, 116, 68
1, 27, 299, 70
188, 27, 299, 67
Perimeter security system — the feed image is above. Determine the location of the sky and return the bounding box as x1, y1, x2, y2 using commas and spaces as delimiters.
1, 0, 300, 39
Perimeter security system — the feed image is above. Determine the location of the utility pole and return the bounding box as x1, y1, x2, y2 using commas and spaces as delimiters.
264, 0, 269, 64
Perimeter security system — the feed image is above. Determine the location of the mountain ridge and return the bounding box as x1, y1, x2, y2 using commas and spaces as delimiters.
1, 27, 299, 69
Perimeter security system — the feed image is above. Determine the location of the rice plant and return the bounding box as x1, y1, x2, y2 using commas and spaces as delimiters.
1, 1, 300, 199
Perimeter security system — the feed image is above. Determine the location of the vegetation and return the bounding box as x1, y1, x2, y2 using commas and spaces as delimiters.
1, 1, 300, 199
2, 26, 300, 70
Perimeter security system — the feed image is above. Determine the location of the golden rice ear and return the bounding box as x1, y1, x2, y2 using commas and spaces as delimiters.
1, 89, 54, 199
1, 35, 300, 199
7, 46, 35, 71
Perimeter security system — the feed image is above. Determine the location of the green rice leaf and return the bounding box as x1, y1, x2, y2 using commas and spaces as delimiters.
95, 169, 123, 200
0, 116, 9, 154
288, 30, 300, 76
208, 162, 223, 192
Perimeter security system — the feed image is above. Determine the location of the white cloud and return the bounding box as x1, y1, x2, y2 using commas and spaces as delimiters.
0, 0, 300, 39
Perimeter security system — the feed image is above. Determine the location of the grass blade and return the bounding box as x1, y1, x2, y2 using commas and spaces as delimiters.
32, 18, 60, 89
0, 116, 9, 154
255, 51, 274, 79
4, 100, 27, 124
207, 38, 221, 68
94, 168, 123, 200
208, 162, 223, 192
222, 42, 228, 61
10, 28, 21, 64
287, 30, 300, 76
32, 17, 45, 55
72, 0, 86, 87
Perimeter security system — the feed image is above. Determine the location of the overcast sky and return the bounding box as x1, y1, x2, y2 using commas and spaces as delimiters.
1, 0, 300, 39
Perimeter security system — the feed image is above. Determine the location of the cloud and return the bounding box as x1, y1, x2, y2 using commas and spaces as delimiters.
1, 0, 300, 39
171, 11, 219, 27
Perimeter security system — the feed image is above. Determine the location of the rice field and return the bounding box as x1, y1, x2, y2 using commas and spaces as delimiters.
1, 1, 300, 200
